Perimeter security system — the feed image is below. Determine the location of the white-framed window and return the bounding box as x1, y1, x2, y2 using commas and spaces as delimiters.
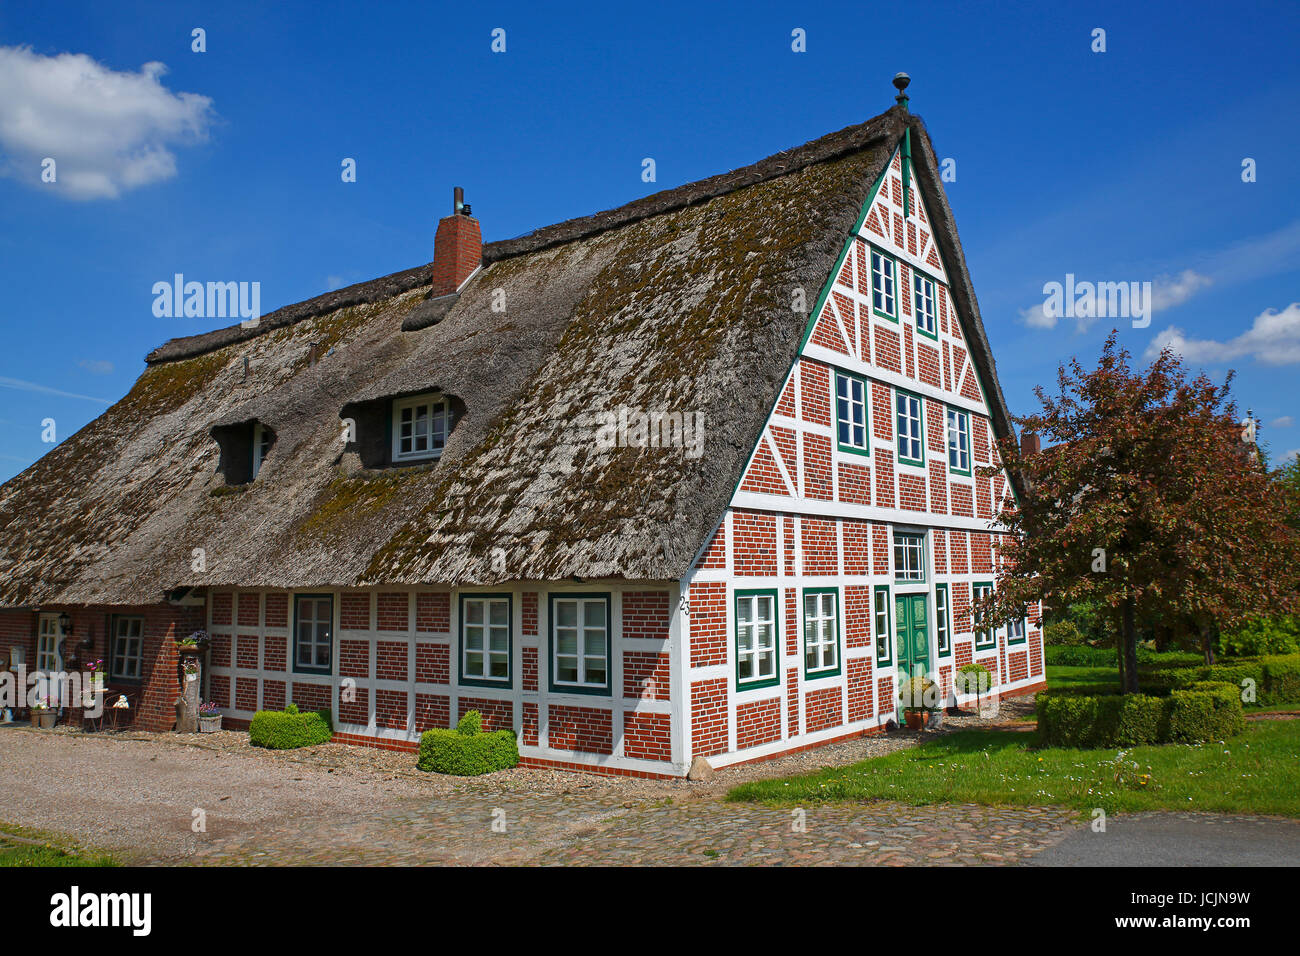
946, 408, 971, 474
1008, 615, 1027, 645
913, 273, 937, 336
873, 585, 892, 665
735, 591, 778, 688
110, 616, 144, 681
972, 582, 996, 650
392, 393, 451, 463
551, 595, 610, 692
935, 584, 951, 657
895, 390, 924, 465
461, 596, 511, 684
37, 613, 61, 672
894, 531, 926, 582
835, 373, 869, 453
870, 249, 897, 318
293, 595, 333, 674
802, 590, 839, 677
252, 423, 273, 479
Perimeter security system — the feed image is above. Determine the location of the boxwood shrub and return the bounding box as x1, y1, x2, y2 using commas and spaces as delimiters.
417, 709, 519, 776
1036, 681, 1243, 748
249, 703, 334, 749
1142, 653, 1300, 705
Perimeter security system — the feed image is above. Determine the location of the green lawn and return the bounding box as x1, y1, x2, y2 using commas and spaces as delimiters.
0, 824, 117, 867
1046, 663, 1121, 689
727, 719, 1300, 817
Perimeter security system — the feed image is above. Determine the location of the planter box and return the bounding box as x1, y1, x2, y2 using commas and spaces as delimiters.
198, 714, 223, 733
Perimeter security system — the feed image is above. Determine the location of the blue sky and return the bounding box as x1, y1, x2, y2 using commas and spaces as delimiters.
1, 0, 1298, 482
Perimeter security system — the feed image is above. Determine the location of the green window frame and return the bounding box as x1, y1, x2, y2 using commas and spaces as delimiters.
972, 581, 996, 651
734, 589, 780, 690
459, 593, 513, 688
109, 614, 145, 682
1008, 613, 1027, 646
913, 271, 938, 339
870, 247, 898, 320
935, 584, 951, 658
893, 531, 926, 583
946, 407, 971, 475
801, 587, 841, 679
873, 585, 892, 666
292, 594, 333, 675
834, 371, 870, 456
895, 389, 924, 466
548, 593, 611, 696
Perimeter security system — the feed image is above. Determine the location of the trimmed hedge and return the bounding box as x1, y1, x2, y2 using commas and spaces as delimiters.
417, 710, 519, 776
249, 703, 334, 749
1144, 653, 1300, 705
1036, 681, 1243, 748
1044, 645, 1202, 668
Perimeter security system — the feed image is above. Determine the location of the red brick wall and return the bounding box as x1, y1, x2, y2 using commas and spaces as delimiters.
732, 510, 778, 575
623, 710, 671, 761
377, 593, 408, 631
847, 658, 873, 721
691, 678, 729, 757
736, 697, 782, 749
415, 692, 450, 732
689, 582, 726, 667
376, 641, 407, 681
341, 593, 369, 630
522, 592, 538, 636
416, 593, 450, 633
415, 642, 449, 684
457, 696, 513, 733
624, 651, 670, 700
548, 704, 613, 755
805, 685, 844, 733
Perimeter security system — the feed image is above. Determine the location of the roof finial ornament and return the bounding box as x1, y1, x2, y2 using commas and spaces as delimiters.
893, 72, 910, 110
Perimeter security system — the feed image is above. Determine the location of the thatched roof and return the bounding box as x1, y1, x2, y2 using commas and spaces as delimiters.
0, 105, 1016, 607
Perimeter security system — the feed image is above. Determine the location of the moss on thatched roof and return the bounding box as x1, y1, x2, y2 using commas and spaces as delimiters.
0, 105, 1015, 606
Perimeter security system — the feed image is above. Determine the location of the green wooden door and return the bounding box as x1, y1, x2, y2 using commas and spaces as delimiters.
894, 593, 930, 718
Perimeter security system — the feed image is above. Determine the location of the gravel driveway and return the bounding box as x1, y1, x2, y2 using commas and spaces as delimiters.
0, 707, 1088, 865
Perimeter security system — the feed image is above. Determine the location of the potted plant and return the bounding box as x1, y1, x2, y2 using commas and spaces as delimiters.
176, 631, 208, 656
898, 675, 938, 730
198, 701, 223, 733
30, 697, 56, 729
86, 658, 105, 692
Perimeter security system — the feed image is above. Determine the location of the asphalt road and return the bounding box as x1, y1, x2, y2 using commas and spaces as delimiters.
1030, 812, 1300, 866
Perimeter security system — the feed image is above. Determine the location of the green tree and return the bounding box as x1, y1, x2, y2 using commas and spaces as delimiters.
985, 333, 1300, 691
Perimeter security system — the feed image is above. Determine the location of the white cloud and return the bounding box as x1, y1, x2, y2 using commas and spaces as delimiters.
1279, 448, 1300, 465
1151, 269, 1212, 311
77, 358, 114, 375
1271, 416, 1294, 428
1145, 302, 1300, 366
0, 46, 215, 199
0, 375, 109, 403
325, 275, 345, 291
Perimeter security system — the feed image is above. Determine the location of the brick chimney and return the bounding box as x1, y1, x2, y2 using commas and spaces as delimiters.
1020, 431, 1041, 457
430, 186, 481, 297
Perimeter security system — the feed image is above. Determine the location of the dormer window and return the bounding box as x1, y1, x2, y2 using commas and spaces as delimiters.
392, 393, 450, 463
252, 422, 273, 478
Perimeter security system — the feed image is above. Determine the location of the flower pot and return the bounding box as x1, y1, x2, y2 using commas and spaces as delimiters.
904, 709, 926, 731
37, 711, 56, 730
177, 644, 204, 657
28, 711, 40, 727
199, 714, 222, 733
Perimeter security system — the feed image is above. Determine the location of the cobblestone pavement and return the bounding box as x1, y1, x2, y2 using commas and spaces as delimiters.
0, 708, 1084, 866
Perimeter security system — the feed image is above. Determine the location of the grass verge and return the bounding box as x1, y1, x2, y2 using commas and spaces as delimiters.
727, 720, 1300, 817
0, 822, 118, 867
